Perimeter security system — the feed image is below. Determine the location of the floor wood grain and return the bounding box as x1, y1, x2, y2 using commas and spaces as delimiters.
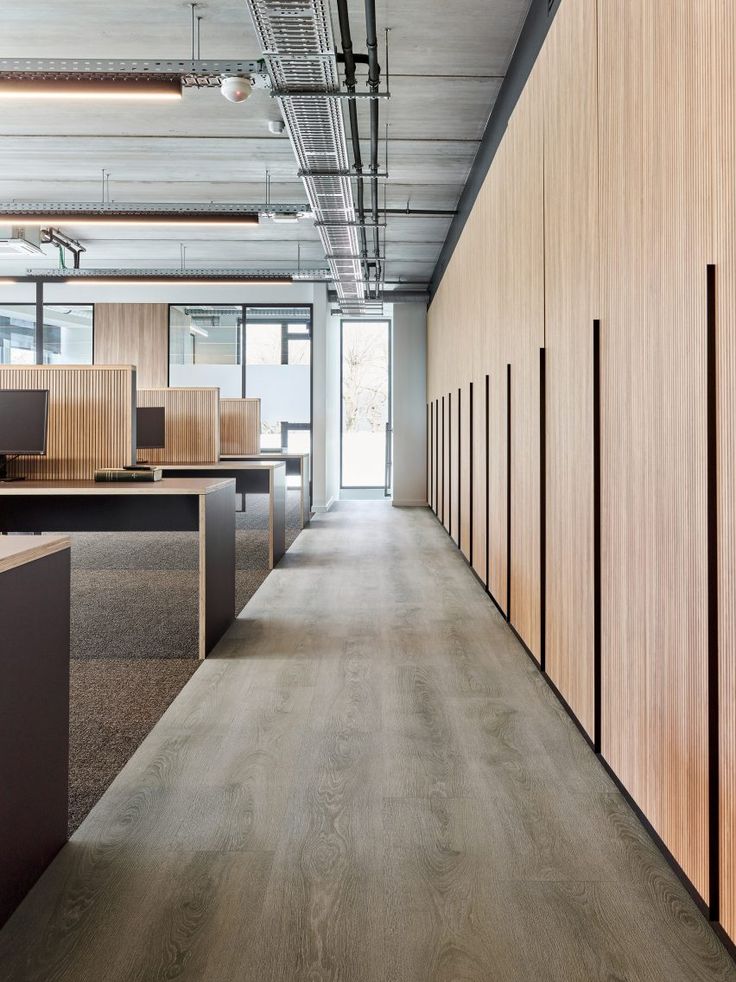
0, 501, 734, 981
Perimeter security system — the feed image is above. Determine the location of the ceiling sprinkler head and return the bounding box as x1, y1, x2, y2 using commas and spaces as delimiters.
220, 76, 252, 103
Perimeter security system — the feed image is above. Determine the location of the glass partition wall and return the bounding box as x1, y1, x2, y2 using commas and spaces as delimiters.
169, 302, 313, 459
0, 304, 94, 364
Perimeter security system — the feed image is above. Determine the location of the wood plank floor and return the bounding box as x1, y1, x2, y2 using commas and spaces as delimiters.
1, 501, 735, 981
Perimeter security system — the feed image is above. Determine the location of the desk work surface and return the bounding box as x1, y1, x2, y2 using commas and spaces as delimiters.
0, 478, 235, 496
0, 535, 70, 574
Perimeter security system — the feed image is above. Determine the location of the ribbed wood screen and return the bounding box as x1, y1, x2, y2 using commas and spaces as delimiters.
220, 398, 261, 456
137, 388, 220, 464
0, 365, 135, 479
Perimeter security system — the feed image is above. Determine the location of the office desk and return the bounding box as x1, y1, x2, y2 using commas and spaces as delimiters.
159, 462, 286, 568
0, 479, 235, 660
0, 535, 70, 928
222, 452, 310, 528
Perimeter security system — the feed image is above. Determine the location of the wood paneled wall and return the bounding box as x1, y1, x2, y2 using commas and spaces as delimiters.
0, 365, 135, 479
506, 69, 545, 658
599, 0, 712, 904
94, 304, 168, 388
427, 0, 736, 931
542, 0, 597, 737
137, 388, 219, 464
715, 0, 736, 943
220, 398, 261, 455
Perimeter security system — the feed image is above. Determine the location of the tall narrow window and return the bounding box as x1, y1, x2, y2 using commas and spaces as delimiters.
341, 319, 391, 489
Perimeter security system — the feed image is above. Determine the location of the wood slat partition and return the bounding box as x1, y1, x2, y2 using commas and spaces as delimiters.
542, 0, 598, 735
137, 388, 220, 464
0, 365, 135, 480
715, 0, 736, 939
94, 304, 168, 388
598, 0, 712, 902
220, 398, 261, 456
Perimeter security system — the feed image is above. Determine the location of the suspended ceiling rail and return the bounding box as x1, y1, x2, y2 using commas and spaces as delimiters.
244, 0, 365, 306
0, 58, 262, 88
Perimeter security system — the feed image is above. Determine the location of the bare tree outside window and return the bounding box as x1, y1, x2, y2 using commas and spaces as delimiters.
342, 320, 390, 487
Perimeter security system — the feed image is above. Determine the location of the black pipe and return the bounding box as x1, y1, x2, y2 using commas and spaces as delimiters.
336, 0, 369, 278
336, 52, 369, 65
385, 208, 457, 217
364, 0, 381, 297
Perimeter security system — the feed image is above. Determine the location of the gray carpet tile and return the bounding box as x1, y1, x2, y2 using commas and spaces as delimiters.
63, 489, 305, 834
69, 658, 199, 833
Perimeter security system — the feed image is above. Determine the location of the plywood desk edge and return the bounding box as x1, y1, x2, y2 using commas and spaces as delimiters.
0, 478, 235, 496
163, 461, 286, 471
0, 535, 71, 574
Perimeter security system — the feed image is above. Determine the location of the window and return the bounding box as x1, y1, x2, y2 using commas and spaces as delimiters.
168, 304, 313, 473
43, 306, 94, 364
169, 305, 242, 396
341, 319, 391, 489
0, 304, 93, 364
245, 308, 312, 453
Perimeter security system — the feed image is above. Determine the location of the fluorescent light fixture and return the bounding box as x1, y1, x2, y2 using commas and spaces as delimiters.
0, 212, 258, 228
0, 278, 17, 284
0, 76, 182, 101
190, 325, 209, 337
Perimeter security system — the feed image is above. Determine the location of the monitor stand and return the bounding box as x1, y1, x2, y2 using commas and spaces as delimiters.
0, 454, 25, 483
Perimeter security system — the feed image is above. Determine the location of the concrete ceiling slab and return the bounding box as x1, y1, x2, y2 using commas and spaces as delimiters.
0, 0, 531, 291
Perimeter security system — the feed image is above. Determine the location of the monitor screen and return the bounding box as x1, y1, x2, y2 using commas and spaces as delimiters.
0, 389, 49, 455
136, 406, 165, 449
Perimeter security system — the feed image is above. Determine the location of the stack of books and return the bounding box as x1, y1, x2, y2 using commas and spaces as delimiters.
94, 467, 163, 483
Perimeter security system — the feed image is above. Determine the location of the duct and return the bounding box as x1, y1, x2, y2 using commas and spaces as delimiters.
244, 0, 365, 306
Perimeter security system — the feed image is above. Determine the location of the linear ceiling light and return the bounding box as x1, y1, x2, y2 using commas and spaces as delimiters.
0, 211, 259, 227
0, 76, 182, 100
63, 275, 293, 285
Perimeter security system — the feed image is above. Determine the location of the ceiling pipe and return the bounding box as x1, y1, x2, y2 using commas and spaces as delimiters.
364, 0, 381, 298
336, 0, 369, 284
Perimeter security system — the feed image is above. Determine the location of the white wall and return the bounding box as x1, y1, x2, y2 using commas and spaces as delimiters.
391, 301, 427, 506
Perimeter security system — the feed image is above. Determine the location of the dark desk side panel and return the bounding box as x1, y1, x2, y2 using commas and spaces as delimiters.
203, 485, 236, 652
0, 549, 70, 927
0, 495, 199, 533
161, 468, 271, 495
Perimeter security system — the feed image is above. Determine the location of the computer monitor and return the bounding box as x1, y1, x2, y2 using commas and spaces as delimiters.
0, 388, 49, 480
136, 406, 165, 450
